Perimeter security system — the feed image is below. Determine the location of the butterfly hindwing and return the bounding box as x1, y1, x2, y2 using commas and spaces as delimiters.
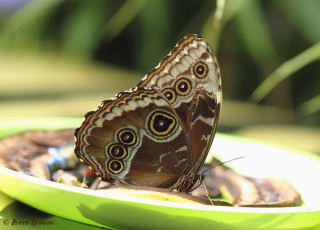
74, 88, 190, 188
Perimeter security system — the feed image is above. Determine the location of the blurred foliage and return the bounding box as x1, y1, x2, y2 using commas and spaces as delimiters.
0, 0, 319, 129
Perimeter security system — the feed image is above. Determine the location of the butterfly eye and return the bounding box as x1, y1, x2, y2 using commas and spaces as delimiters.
193, 62, 208, 78
148, 111, 176, 136
108, 144, 127, 159
175, 78, 192, 96
162, 88, 176, 104
107, 160, 124, 174
117, 129, 137, 146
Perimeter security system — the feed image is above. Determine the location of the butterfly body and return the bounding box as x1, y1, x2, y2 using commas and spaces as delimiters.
74, 34, 221, 193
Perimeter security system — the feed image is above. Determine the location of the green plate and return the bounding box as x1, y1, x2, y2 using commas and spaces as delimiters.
0, 118, 320, 229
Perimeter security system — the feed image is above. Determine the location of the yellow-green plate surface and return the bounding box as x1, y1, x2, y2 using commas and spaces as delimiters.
0, 118, 319, 229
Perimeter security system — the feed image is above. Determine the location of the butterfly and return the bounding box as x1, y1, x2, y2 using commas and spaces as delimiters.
74, 34, 222, 193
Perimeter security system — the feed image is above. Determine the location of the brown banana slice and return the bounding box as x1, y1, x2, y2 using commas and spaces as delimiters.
97, 185, 231, 206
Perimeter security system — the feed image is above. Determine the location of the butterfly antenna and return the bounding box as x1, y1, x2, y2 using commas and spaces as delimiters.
202, 156, 245, 175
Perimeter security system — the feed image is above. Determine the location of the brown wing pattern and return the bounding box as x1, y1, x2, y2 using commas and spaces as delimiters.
138, 34, 222, 175
74, 34, 221, 190
74, 88, 190, 188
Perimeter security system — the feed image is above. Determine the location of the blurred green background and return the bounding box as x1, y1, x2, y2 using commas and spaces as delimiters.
0, 0, 319, 154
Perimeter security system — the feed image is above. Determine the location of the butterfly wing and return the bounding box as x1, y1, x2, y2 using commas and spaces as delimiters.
137, 34, 222, 175
74, 88, 190, 188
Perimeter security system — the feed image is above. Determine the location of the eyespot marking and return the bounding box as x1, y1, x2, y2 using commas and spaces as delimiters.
117, 129, 137, 146
193, 61, 208, 78
162, 88, 176, 104
108, 144, 127, 159
175, 78, 192, 96
107, 160, 124, 174
148, 111, 176, 136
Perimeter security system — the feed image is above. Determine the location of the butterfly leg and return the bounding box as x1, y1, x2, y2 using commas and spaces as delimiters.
202, 181, 214, 205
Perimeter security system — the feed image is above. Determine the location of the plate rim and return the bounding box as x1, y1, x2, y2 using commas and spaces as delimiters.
0, 116, 319, 214
1, 117, 320, 230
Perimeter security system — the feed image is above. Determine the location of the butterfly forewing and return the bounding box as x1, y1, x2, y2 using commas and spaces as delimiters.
138, 34, 222, 176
